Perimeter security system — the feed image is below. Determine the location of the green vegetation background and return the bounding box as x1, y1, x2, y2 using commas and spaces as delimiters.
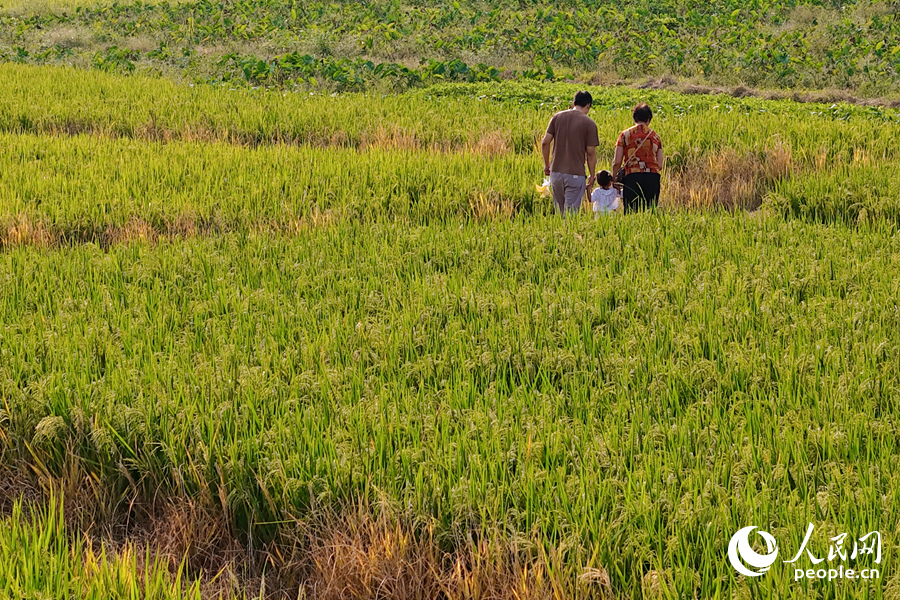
2, 0, 900, 95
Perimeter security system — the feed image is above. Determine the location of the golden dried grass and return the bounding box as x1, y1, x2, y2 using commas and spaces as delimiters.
279, 207, 340, 234
468, 190, 516, 220
470, 131, 511, 157
40, 25, 92, 48
663, 140, 795, 210
853, 147, 871, 166
361, 126, 421, 151
103, 218, 159, 246
3, 213, 56, 248
149, 497, 247, 593
293, 503, 560, 600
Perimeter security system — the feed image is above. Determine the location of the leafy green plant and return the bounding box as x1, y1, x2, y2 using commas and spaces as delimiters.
5, 0, 900, 93
92, 45, 137, 72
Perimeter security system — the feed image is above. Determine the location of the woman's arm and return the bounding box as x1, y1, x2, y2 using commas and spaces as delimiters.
612, 144, 624, 175
655, 146, 664, 170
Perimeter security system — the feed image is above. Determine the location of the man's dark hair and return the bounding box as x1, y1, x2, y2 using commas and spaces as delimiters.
633, 102, 652, 123
596, 170, 612, 187
573, 91, 593, 108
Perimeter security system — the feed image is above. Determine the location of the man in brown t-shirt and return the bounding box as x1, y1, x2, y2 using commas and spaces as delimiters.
541, 91, 600, 217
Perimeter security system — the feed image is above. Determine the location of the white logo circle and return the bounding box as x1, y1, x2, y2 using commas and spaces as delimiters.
728, 526, 779, 577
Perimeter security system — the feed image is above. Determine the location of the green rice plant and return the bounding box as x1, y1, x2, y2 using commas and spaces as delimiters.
1, 62, 899, 597
766, 163, 900, 226
0, 132, 541, 241
0, 494, 204, 599
2, 213, 898, 597
1, 64, 899, 159
2, 65, 900, 226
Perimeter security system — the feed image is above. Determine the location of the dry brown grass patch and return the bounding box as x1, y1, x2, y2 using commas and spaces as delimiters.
2, 213, 56, 248
663, 141, 795, 210
41, 25, 93, 48
470, 131, 511, 157
361, 126, 421, 151
294, 504, 558, 600
765, 138, 795, 180
181, 123, 226, 144
0, 467, 39, 519
135, 118, 177, 142
145, 497, 247, 595
103, 218, 159, 245
123, 34, 158, 53
468, 190, 516, 220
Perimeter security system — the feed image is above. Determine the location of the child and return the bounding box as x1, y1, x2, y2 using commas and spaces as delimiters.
591, 170, 621, 217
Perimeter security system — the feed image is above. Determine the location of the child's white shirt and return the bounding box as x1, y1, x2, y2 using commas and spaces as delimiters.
591, 187, 620, 213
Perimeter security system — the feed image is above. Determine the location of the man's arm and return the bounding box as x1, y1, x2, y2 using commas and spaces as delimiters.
541, 132, 553, 176
656, 146, 664, 171
586, 146, 597, 188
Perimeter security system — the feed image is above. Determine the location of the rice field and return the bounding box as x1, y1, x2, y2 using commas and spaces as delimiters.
2, 61, 900, 599
1, 64, 900, 232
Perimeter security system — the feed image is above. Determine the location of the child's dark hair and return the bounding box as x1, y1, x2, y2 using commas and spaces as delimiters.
596, 170, 612, 187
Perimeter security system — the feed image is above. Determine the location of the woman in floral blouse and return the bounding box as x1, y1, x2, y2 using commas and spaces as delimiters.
612, 103, 664, 212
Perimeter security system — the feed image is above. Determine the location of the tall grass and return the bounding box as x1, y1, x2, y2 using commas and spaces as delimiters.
4, 64, 900, 223
0, 493, 204, 599
2, 214, 897, 597
2, 65, 900, 596
766, 163, 900, 225
0, 132, 541, 244
2, 64, 899, 156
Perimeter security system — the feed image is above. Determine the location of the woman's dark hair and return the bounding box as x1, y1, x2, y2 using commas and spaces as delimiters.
632, 103, 652, 123
573, 91, 593, 108
596, 170, 612, 187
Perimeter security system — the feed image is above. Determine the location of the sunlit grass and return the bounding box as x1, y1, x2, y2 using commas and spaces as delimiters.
1, 0, 104, 15
1, 65, 899, 597
2, 213, 898, 598
0, 0, 188, 16
0, 494, 203, 599
2, 63, 900, 226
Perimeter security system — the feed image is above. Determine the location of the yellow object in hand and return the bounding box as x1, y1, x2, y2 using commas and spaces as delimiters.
536, 178, 552, 197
